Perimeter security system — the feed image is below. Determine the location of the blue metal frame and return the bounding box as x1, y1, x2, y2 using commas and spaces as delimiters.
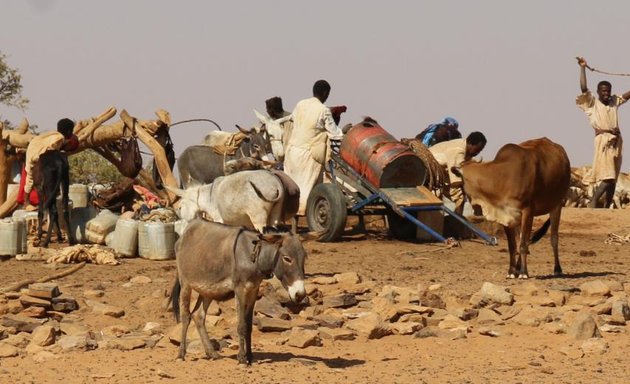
326, 154, 497, 245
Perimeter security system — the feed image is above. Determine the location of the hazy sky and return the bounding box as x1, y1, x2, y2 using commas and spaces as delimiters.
2, 0, 630, 169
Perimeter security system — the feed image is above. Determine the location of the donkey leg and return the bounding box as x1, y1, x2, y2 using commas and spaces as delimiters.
177, 283, 195, 360
194, 296, 220, 359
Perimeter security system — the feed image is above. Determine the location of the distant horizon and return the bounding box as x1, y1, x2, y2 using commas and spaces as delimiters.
2, 0, 630, 171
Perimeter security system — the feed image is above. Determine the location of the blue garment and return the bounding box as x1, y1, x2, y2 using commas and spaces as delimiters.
417, 117, 460, 147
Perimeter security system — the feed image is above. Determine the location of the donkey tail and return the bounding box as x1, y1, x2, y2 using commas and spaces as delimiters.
249, 179, 281, 203
530, 218, 551, 244
171, 278, 181, 322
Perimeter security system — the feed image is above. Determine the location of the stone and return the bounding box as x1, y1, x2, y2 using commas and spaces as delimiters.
51, 295, 79, 312
100, 335, 147, 351
323, 293, 357, 309
345, 313, 391, 339
26, 283, 60, 299
510, 306, 552, 327
580, 280, 611, 297
85, 300, 125, 318
31, 350, 58, 363
255, 296, 291, 320
56, 333, 98, 352
567, 312, 601, 340
83, 289, 105, 298
4, 332, 30, 348
287, 328, 321, 348
476, 308, 504, 325
419, 291, 446, 309
142, 322, 163, 335
0, 343, 19, 358
333, 272, 361, 285
130, 276, 152, 284
438, 314, 469, 332
19, 295, 51, 309
480, 282, 514, 305
255, 316, 292, 332
581, 338, 609, 355
1, 314, 46, 333
390, 321, 424, 335
101, 325, 130, 338
610, 301, 630, 324
21, 306, 47, 318
310, 276, 337, 285
30, 325, 56, 347
317, 327, 355, 341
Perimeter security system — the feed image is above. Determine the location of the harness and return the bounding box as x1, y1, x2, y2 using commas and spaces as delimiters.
250, 237, 280, 279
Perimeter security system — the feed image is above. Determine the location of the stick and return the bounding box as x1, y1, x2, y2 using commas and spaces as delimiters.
0, 261, 87, 293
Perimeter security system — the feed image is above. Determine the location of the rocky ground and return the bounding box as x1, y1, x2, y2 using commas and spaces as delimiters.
0, 207, 629, 384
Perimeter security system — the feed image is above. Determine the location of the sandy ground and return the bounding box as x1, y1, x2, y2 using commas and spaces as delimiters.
1, 207, 629, 384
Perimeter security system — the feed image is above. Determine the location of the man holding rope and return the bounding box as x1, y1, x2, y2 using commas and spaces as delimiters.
576, 57, 630, 208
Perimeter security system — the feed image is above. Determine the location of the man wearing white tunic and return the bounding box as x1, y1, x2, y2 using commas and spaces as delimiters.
284, 80, 343, 216
576, 57, 630, 208
429, 132, 486, 214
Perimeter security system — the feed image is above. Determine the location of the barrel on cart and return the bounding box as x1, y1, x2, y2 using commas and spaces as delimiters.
305, 118, 496, 245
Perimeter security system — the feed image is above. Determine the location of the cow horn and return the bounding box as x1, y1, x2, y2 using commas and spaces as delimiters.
164, 185, 186, 197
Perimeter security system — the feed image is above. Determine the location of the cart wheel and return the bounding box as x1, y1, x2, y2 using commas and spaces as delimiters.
306, 183, 347, 242
386, 209, 417, 240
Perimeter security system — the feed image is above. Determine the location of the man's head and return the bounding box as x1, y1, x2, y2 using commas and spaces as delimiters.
597, 81, 612, 104
465, 131, 487, 158
57, 118, 75, 138
313, 80, 331, 102
265, 97, 284, 119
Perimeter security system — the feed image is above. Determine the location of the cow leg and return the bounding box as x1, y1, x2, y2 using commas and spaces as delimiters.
504, 226, 518, 278
518, 209, 534, 279
193, 296, 220, 359
549, 205, 563, 276
177, 283, 196, 360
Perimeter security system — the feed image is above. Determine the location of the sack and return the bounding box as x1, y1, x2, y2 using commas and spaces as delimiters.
119, 137, 143, 178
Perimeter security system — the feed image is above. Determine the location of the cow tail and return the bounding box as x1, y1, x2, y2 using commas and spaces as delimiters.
530, 218, 551, 244
249, 180, 281, 202
171, 278, 181, 322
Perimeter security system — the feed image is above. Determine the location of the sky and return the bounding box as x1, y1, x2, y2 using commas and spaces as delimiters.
2, 0, 630, 169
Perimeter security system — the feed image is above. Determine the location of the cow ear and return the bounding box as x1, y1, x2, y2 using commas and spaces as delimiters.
451, 166, 463, 178
164, 184, 186, 197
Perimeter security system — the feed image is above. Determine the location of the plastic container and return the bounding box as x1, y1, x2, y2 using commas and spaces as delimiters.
138, 222, 177, 260
0, 218, 28, 256
113, 218, 139, 257
69, 184, 90, 208
6, 183, 20, 199
340, 121, 427, 188
85, 209, 119, 245
70, 206, 98, 244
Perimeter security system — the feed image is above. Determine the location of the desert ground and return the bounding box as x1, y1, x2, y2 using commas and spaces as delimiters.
1, 207, 629, 384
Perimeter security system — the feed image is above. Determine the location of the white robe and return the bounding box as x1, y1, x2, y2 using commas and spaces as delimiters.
284, 97, 342, 215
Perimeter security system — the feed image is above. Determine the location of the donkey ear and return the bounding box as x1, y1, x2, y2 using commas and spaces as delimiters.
299, 229, 328, 242
236, 125, 251, 134
261, 232, 284, 243
164, 184, 186, 197
254, 109, 270, 124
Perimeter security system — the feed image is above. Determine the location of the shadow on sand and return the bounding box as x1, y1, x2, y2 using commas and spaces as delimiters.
229, 352, 365, 368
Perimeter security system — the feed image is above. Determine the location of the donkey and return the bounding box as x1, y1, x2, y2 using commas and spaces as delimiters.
32, 150, 76, 247
171, 219, 307, 364
177, 125, 274, 189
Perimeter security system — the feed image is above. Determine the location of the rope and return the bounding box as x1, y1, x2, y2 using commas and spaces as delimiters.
169, 118, 222, 130
577, 57, 630, 77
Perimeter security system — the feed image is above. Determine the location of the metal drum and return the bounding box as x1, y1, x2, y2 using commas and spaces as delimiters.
339, 120, 426, 188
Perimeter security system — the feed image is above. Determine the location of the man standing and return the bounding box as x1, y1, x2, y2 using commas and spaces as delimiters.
576, 57, 630, 208
429, 131, 486, 214
284, 80, 343, 216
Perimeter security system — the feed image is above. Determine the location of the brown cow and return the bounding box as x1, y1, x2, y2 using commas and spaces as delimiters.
453, 138, 571, 278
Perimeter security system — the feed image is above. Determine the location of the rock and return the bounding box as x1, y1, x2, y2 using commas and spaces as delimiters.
255, 296, 290, 320
510, 281, 541, 297
83, 289, 105, 298
312, 312, 344, 329
26, 283, 60, 299
567, 312, 601, 340
287, 328, 321, 348
390, 321, 424, 335
480, 282, 514, 305
438, 314, 469, 332
379, 285, 418, 304
21, 306, 47, 318
559, 346, 584, 360
1, 314, 46, 333
30, 325, 56, 347
0, 343, 19, 358
51, 295, 79, 312
580, 280, 611, 297
345, 313, 391, 339
19, 295, 51, 309
478, 327, 501, 337
55, 333, 98, 352
4, 332, 30, 348
599, 324, 626, 333
142, 322, 163, 335
255, 316, 292, 332
425, 308, 449, 327
130, 276, 152, 284
334, 272, 361, 285
323, 293, 357, 309
31, 350, 58, 363
581, 338, 609, 355
419, 291, 446, 309
85, 300, 125, 318
510, 306, 552, 327
100, 325, 130, 338
100, 335, 147, 351
476, 308, 504, 325
317, 327, 355, 341
428, 284, 442, 291
610, 301, 630, 325
310, 276, 337, 285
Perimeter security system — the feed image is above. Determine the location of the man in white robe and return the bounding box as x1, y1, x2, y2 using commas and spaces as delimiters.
284, 80, 343, 216
576, 57, 630, 208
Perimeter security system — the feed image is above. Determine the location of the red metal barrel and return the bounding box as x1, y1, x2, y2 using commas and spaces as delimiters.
339, 120, 426, 188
